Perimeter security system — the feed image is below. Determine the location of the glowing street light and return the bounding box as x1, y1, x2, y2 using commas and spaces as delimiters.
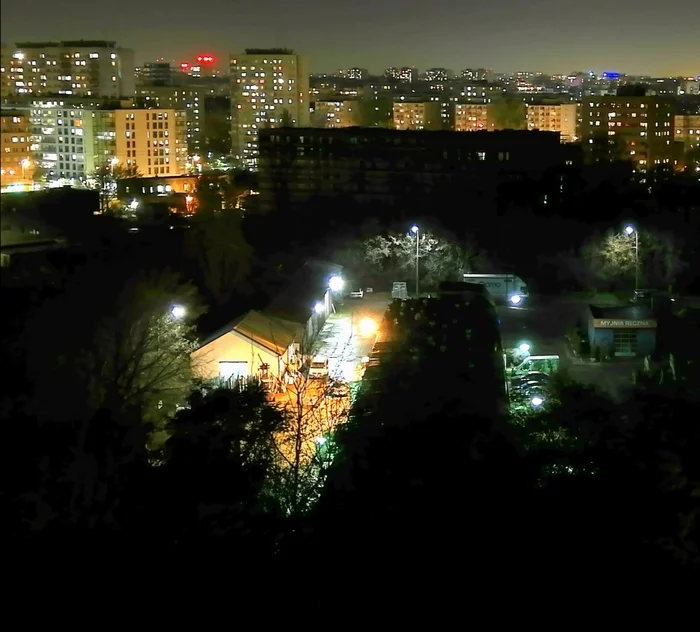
518, 342, 531, 354
624, 224, 639, 291
314, 302, 325, 314
328, 275, 344, 292
129, 199, 139, 210
531, 396, 544, 407
411, 225, 420, 296
171, 304, 186, 319
359, 317, 378, 337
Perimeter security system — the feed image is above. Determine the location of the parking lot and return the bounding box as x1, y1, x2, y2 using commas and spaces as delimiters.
497, 295, 644, 402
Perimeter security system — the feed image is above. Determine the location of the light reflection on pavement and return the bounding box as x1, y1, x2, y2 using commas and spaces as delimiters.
313, 292, 391, 384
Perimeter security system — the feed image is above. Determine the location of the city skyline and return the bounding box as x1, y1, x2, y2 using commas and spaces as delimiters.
2, 0, 699, 77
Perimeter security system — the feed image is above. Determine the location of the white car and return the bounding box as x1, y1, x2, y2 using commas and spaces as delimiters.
308, 356, 329, 379
350, 288, 364, 299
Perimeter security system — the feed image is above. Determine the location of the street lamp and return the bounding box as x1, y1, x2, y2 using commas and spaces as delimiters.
328, 275, 344, 292
518, 342, 531, 354
625, 225, 639, 292
411, 225, 420, 296
314, 302, 325, 314
171, 304, 186, 320
20, 158, 31, 182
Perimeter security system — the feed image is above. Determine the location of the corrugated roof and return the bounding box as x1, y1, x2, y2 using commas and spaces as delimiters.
233, 310, 302, 356
197, 309, 302, 356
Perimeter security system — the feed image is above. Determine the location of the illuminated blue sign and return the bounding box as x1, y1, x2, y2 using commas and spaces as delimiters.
603, 72, 621, 79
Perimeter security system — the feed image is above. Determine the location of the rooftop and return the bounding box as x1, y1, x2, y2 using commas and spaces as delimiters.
589, 304, 655, 320
199, 309, 303, 356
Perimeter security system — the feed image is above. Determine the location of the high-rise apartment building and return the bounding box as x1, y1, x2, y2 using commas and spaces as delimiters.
393, 100, 443, 130
229, 48, 310, 167
136, 85, 208, 152
454, 103, 490, 132
1, 41, 135, 99
1, 108, 33, 188
526, 103, 579, 142
580, 96, 675, 171
114, 108, 187, 177
21, 99, 187, 184
674, 114, 700, 170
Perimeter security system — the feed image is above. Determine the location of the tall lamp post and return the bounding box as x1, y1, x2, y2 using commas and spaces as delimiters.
411, 225, 420, 296
625, 225, 639, 292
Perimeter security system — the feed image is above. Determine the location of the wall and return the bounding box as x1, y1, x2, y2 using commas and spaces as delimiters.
192, 330, 289, 381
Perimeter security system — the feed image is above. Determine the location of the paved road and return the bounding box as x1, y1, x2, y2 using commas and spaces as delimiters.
313, 292, 391, 383
497, 295, 642, 402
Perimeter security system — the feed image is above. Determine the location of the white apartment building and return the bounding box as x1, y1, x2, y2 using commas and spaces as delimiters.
1, 40, 134, 99
230, 48, 310, 168
23, 100, 186, 185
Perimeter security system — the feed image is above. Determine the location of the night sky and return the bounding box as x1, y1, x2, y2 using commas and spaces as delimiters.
2, 0, 698, 76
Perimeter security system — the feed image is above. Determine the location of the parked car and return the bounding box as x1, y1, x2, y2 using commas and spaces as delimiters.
327, 380, 350, 398
350, 288, 364, 299
308, 356, 329, 379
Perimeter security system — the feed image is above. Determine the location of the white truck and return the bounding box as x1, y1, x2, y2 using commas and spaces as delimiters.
462, 274, 529, 306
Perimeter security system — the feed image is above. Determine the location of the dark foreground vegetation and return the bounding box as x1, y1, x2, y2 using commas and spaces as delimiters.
2, 168, 699, 609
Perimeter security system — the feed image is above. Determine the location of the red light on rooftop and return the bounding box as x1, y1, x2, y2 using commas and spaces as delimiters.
197, 55, 215, 65
180, 63, 190, 70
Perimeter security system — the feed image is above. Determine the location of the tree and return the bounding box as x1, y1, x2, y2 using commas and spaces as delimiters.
362, 229, 490, 290
279, 108, 294, 128
354, 96, 393, 128
23, 264, 202, 433
575, 228, 685, 291
489, 97, 527, 131
271, 357, 352, 515
156, 380, 287, 544
184, 207, 253, 305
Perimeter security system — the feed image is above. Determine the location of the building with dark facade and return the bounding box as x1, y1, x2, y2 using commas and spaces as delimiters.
257, 127, 579, 220
587, 304, 657, 358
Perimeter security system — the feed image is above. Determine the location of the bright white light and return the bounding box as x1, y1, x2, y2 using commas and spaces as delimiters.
518, 343, 531, 354
171, 305, 186, 319
531, 396, 544, 407
359, 317, 378, 337
329, 275, 344, 292
129, 199, 139, 210
315, 436, 327, 446
411, 225, 419, 234
361, 356, 370, 364
110, 157, 119, 166
625, 225, 635, 235
20, 159, 31, 168
510, 295, 522, 305
314, 302, 324, 314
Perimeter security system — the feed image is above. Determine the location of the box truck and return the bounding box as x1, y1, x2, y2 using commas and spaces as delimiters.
462, 274, 529, 305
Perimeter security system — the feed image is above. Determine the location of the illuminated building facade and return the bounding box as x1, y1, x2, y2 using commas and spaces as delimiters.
526, 103, 579, 142
0, 108, 33, 188
135, 85, 207, 152
20, 99, 186, 184
674, 114, 700, 170
393, 100, 443, 130
114, 108, 187, 177
580, 96, 675, 171
454, 103, 490, 132
1, 40, 134, 98
311, 100, 357, 128
230, 48, 310, 167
